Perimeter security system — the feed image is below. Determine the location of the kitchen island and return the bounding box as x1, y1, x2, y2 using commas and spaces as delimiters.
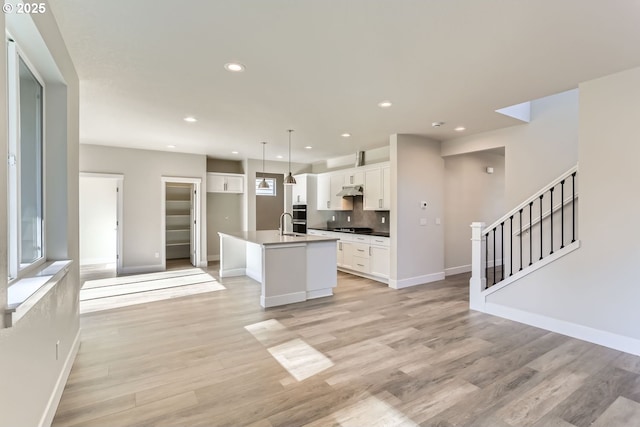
218, 230, 339, 308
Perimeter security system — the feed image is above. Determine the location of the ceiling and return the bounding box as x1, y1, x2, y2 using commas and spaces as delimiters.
47, 0, 640, 164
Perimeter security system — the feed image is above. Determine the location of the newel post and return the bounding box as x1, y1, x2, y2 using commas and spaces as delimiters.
469, 222, 486, 311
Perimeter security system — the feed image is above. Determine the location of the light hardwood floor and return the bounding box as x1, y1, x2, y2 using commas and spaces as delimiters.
55, 266, 640, 426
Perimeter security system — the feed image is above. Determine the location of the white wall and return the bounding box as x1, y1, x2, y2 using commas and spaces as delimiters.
80, 145, 207, 272
390, 134, 445, 288
487, 66, 640, 353
442, 89, 579, 207
79, 176, 118, 265
0, 4, 81, 426
444, 150, 505, 274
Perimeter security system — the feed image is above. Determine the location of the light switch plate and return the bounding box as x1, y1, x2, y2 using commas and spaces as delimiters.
420, 218, 427, 226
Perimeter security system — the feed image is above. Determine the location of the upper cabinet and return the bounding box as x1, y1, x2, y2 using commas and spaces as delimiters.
343, 170, 364, 186
207, 173, 244, 193
363, 163, 390, 210
317, 172, 353, 211
292, 173, 308, 204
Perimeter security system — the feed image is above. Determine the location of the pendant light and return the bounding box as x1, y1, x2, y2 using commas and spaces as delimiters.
258, 141, 270, 189
284, 129, 297, 185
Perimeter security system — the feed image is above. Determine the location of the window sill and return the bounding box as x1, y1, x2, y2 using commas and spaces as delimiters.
5, 260, 73, 327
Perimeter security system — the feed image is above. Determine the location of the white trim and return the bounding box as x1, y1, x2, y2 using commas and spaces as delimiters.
119, 264, 163, 275
445, 264, 471, 276
484, 303, 640, 357
482, 241, 580, 298
337, 267, 389, 284
306, 289, 333, 299
160, 177, 202, 270
261, 291, 307, 308
246, 267, 261, 283
79, 257, 116, 266
485, 164, 578, 231
219, 267, 246, 278
388, 271, 445, 289
39, 329, 81, 427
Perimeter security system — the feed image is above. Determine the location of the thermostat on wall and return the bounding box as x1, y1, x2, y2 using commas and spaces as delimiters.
420, 201, 427, 209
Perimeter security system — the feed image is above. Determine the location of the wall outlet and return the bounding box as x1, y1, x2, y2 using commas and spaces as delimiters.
332, 215, 335, 221
56, 340, 60, 360
155, 252, 159, 258
347, 216, 351, 222
420, 218, 427, 226
381, 216, 385, 224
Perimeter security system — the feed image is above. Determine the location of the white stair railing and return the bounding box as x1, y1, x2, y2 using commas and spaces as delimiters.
470, 165, 579, 308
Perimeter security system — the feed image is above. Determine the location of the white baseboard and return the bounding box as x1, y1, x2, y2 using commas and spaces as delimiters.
261, 291, 306, 308
246, 268, 261, 283
119, 264, 163, 275
306, 288, 333, 300
219, 267, 246, 278
80, 257, 116, 266
445, 264, 471, 276
337, 267, 388, 284
389, 271, 445, 289
484, 302, 640, 357
207, 254, 220, 262
39, 329, 81, 427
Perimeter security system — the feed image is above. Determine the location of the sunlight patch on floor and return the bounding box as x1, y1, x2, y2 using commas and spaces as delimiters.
304, 394, 418, 427
267, 338, 334, 382
80, 268, 225, 314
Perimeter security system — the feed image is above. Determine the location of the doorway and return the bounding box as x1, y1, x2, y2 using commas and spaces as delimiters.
79, 173, 124, 277
161, 177, 202, 269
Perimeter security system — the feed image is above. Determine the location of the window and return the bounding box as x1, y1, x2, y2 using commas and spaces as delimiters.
7, 40, 45, 280
255, 178, 276, 196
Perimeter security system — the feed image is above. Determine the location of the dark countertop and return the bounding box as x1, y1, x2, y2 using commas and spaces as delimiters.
308, 227, 390, 238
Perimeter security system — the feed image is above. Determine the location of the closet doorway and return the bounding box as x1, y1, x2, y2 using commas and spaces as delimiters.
161, 177, 202, 269
79, 173, 124, 276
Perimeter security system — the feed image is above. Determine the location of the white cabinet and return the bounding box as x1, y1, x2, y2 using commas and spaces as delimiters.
292, 174, 308, 204
207, 173, 244, 193
317, 172, 353, 211
344, 171, 364, 186
363, 164, 390, 211
338, 241, 354, 269
370, 245, 390, 278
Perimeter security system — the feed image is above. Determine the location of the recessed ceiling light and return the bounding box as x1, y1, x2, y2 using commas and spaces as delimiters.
305, 146, 312, 149
167, 145, 176, 149
378, 101, 392, 108
224, 62, 245, 72
341, 133, 351, 138
276, 155, 283, 159
455, 126, 466, 132
231, 151, 239, 154
184, 116, 197, 123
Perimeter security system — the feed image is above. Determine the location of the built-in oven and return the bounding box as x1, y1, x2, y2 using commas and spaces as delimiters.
292, 204, 307, 234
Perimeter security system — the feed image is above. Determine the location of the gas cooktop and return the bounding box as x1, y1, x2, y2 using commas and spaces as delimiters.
332, 227, 374, 234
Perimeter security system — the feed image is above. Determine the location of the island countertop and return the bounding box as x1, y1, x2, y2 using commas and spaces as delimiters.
218, 230, 339, 246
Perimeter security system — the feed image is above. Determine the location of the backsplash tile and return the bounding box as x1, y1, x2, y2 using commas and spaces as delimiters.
317, 196, 389, 232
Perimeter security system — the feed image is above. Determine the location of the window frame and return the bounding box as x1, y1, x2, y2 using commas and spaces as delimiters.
255, 177, 277, 196
7, 37, 47, 282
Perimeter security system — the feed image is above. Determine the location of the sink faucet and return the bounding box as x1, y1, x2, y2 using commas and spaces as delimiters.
279, 212, 293, 236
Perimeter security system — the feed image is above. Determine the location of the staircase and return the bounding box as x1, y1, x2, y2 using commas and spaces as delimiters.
470, 165, 580, 311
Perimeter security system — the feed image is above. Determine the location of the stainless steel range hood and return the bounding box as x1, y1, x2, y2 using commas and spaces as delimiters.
336, 185, 363, 197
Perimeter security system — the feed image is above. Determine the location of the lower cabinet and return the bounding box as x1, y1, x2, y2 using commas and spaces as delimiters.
308, 229, 390, 283
370, 245, 390, 278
